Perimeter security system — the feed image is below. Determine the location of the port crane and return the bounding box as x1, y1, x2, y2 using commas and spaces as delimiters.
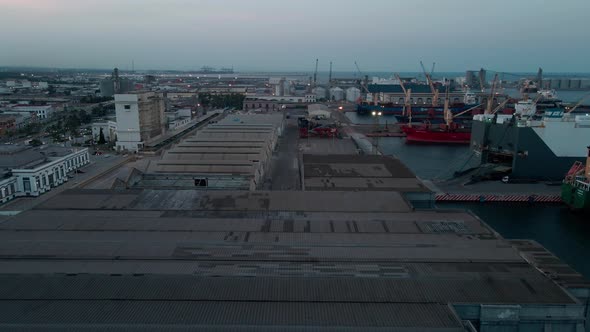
328, 61, 333, 87
354, 61, 372, 105
566, 92, 590, 114
420, 61, 439, 107
395, 73, 412, 120
313, 59, 319, 87
484, 73, 499, 114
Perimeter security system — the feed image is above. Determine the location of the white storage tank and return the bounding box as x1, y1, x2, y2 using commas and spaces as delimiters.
313, 87, 327, 100
329, 87, 344, 101
346, 87, 361, 102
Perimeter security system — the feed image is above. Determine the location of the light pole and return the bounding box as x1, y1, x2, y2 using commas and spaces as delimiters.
372, 111, 382, 155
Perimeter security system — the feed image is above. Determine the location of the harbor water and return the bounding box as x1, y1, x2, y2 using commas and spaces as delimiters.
376, 136, 590, 279
346, 113, 590, 278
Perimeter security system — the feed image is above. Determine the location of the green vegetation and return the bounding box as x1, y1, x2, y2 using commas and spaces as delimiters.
29, 138, 42, 147
97, 128, 106, 145
199, 93, 245, 110
79, 96, 113, 104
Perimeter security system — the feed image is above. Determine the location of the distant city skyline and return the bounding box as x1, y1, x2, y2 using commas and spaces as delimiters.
1, 0, 589, 72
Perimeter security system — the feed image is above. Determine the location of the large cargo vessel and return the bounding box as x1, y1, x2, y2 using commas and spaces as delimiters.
561, 151, 590, 212
471, 110, 590, 180
357, 83, 508, 123
403, 124, 471, 144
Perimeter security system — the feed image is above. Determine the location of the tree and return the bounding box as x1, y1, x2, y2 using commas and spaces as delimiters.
78, 109, 92, 124
29, 138, 42, 147
98, 128, 106, 145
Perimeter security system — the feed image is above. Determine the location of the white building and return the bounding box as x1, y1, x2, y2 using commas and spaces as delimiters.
245, 95, 307, 103
307, 104, 331, 119
0, 177, 17, 204
34, 82, 49, 90
346, 87, 361, 102
9, 105, 54, 120
92, 121, 117, 142
10, 148, 90, 198
329, 87, 344, 101
115, 92, 166, 152
304, 94, 317, 103
166, 109, 193, 130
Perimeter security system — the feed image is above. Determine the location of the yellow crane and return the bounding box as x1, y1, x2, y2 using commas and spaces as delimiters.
484, 73, 499, 114
566, 91, 590, 114
420, 61, 439, 107
395, 73, 412, 120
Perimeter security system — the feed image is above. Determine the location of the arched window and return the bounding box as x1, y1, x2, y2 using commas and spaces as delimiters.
417, 98, 423, 104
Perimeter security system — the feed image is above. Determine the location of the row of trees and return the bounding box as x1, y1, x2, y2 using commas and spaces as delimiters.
47, 109, 93, 142
199, 93, 245, 109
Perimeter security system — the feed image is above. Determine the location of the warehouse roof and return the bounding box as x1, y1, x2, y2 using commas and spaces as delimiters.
303, 154, 430, 192
0, 187, 582, 329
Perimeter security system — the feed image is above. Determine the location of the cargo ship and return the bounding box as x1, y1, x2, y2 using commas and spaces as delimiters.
471, 110, 590, 180
403, 123, 471, 144
357, 80, 509, 124
561, 149, 590, 212
356, 84, 481, 120
400, 86, 479, 144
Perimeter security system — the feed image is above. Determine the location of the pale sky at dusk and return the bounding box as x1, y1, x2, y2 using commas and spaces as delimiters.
1, 0, 589, 72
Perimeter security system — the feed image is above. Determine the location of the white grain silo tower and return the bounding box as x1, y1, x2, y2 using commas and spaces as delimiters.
313, 87, 327, 100
329, 87, 344, 101
346, 87, 361, 102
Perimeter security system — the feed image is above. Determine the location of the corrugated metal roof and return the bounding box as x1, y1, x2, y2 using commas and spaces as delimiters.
0, 274, 575, 304
0, 301, 463, 330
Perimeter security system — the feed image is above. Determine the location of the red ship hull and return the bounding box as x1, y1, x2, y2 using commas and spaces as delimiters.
402, 125, 471, 144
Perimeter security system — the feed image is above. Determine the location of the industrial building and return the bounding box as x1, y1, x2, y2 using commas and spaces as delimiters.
91, 120, 117, 142
2, 104, 54, 120
547, 78, 590, 90
0, 188, 587, 330
0, 144, 89, 201
114, 91, 166, 152
100, 68, 135, 97
0, 115, 16, 136
134, 113, 283, 190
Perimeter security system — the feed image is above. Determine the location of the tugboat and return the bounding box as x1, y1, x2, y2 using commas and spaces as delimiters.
561, 147, 590, 212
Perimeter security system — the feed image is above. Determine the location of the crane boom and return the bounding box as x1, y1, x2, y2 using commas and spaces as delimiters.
451, 103, 483, 119
313, 59, 318, 87
328, 61, 333, 87
395, 73, 412, 118
430, 62, 436, 76
420, 61, 438, 106
485, 73, 499, 114
355, 62, 370, 94
567, 91, 590, 114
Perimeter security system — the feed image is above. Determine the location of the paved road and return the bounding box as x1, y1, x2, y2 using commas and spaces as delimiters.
266, 118, 301, 191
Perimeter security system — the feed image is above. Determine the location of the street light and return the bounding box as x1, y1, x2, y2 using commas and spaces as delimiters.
372, 110, 382, 155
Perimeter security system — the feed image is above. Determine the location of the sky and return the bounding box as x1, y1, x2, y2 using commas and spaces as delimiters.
1, 0, 589, 73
